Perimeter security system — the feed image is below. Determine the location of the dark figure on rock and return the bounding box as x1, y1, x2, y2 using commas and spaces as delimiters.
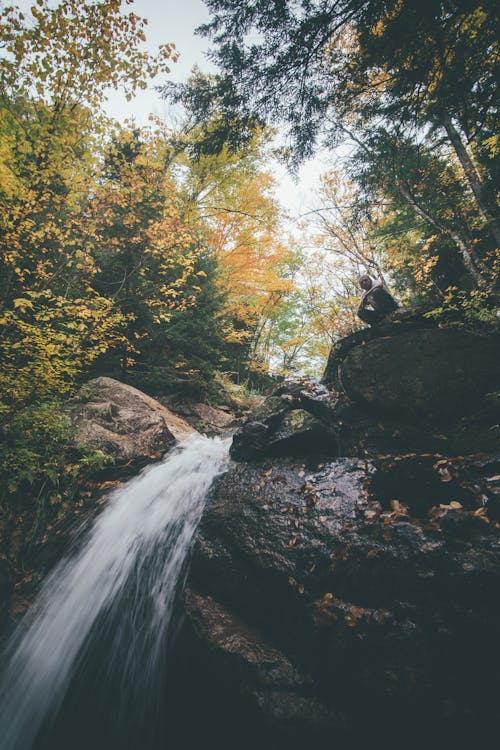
357, 275, 398, 325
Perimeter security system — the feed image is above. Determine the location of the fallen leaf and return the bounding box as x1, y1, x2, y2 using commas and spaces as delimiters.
438, 467, 452, 482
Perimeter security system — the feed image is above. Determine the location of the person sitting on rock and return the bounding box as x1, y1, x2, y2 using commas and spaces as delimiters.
357, 274, 399, 325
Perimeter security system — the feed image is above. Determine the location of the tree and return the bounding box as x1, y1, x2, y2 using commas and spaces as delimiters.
199, 0, 500, 285
0, 0, 177, 407
169, 124, 297, 382
90, 125, 201, 378
0, 0, 180, 534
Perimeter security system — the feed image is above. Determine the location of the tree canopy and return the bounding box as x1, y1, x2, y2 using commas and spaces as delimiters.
199, 0, 500, 287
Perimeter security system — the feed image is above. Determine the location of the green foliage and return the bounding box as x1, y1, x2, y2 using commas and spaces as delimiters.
425, 287, 500, 333
0, 400, 114, 562
0, 402, 113, 496
201, 0, 500, 287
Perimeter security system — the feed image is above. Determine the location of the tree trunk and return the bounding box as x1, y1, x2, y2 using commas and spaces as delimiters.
397, 181, 484, 284
441, 113, 500, 248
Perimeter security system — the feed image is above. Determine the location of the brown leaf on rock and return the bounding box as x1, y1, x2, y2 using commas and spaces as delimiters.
439, 467, 453, 482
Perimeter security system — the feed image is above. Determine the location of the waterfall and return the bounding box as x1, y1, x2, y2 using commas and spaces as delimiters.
0, 434, 230, 750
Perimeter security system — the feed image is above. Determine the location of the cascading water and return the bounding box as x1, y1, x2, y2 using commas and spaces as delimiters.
0, 434, 231, 750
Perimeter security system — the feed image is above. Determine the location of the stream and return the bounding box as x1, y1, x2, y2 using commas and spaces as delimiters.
0, 434, 231, 750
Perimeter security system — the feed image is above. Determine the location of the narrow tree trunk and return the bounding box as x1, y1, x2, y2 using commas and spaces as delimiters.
441, 113, 500, 247
397, 181, 484, 284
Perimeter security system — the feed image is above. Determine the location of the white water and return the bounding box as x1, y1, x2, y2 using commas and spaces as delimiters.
0, 434, 230, 750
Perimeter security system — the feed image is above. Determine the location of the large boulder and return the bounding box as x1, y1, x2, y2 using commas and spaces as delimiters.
323, 320, 500, 419
182, 450, 500, 743
229, 378, 500, 462
64, 377, 196, 462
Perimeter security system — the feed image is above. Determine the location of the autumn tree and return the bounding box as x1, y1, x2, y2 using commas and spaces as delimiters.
0, 0, 176, 406
0, 0, 178, 535
199, 0, 500, 287
90, 124, 202, 379
166, 119, 297, 384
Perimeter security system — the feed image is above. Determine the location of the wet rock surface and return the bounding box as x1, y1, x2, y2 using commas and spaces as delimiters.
178, 355, 500, 745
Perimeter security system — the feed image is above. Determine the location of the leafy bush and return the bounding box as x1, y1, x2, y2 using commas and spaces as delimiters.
0, 401, 114, 562
425, 286, 500, 333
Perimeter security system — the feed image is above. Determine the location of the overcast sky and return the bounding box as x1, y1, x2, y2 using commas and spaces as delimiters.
104, 0, 214, 125
106, 0, 328, 218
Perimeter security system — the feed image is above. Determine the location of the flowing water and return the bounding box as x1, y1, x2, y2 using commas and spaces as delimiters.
0, 434, 231, 750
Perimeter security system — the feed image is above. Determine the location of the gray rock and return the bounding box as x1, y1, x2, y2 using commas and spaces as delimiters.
64, 377, 196, 462
230, 381, 338, 461
183, 590, 343, 729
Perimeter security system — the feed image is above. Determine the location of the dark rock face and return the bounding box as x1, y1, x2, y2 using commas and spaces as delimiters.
183, 590, 343, 731
230, 376, 500, 462
323, 318, 500, 418
182, 451, 500, 743
178, 319, 500, 746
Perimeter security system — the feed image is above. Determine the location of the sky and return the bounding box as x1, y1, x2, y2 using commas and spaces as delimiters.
103, 0, 328, 218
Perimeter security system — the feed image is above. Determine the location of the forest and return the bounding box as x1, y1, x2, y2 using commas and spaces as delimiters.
0, 0, 500, 588
0, 0, 499, 626
0, 1, 499, 748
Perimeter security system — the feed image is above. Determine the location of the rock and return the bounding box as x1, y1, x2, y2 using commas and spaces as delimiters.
183, 590, 342, 731
231, 407, 334, 461
183, 452, 500, 741
323, 322, 500, 419
230, 380, 340, 461
64, 377, 196, 462
229, 382, 456, 463
177, 325, 500, 743
164, 401, 235, 434
186, 402, 234, 431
